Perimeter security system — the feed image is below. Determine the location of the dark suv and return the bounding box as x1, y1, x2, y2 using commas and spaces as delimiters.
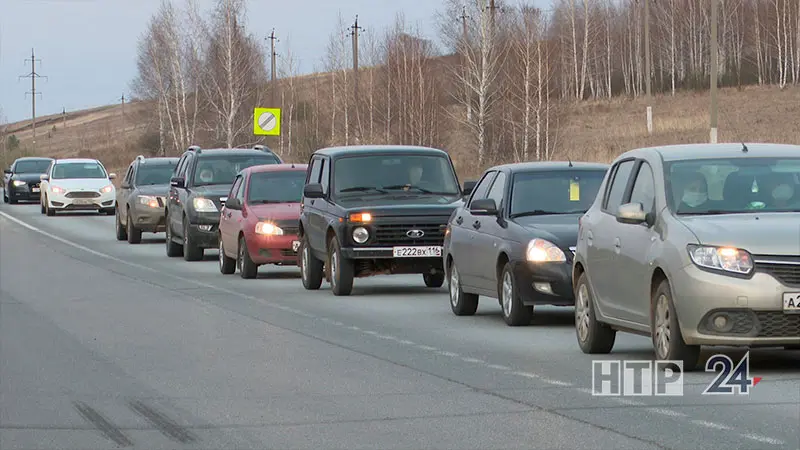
115, 155, 179, 244
297, 145, 474, 296
3, 157, 53, 204
165, 145, 282, 261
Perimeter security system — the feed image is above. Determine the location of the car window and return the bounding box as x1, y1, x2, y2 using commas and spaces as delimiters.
135, 163, 178, 185
629, 162, 656, 213
235, 176, 246, 202
193, 154, 279, 186
467, 171, 496, 207
666, 157, 800, 214
603, 160, 635, 213
320, 159, 330, 194
175, 155, 189, 178
123, 164, 134, 185
486, 172, 506, 207
229, 176, 243, 200
248, 171, 306, 204
14, 160, 51, 173
332, 154, 460, 197
307, 157, 322, 184
52, 162, 107, 179
510, 169, 607, 217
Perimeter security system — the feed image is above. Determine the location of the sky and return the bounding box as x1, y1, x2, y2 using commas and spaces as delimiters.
0, 0, 552, 124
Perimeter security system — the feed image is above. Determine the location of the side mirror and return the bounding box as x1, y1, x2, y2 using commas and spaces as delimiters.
40, 174, 49, 181
108, 173, 117, 180
225, 198, 241, 209
462, 180, 477, 196
470, 198, 499, 216
303, 183, 324, 199
616, 202, 652, 225
3, 168, 11, 175
170, 177, 185, 188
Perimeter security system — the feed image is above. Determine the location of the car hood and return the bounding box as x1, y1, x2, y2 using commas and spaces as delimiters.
136, 184, 170, 196
11, 173, 46, 183
251, 202, 301, 221
340, 198, 462, 218
679, 213, 800, 256
190, 185, 232, 209
49, 178, 113, 190
513, 214, 582, 248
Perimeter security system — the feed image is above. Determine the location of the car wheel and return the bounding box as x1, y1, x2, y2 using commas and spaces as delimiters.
299, 235, 323, 290
238, 235, 258, 279
3, 189, 8, 203
448, 261, 478, 316
182, 218, 204, 261
165, 214, 183, 257
499, 263, 533, 326
652, 278, 700, 371
127, 212, 142, 244
423, 272, 445, 288
104, 207, 115, 216
575, 272, 616, 354
40, 197, 45, 214
45, 196, 55, 216
327, 236, 354, 296
115, 208, 128, 241
219, 237, 236, 274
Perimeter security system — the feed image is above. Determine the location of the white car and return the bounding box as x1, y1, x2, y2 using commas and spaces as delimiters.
39, 158, 117, 216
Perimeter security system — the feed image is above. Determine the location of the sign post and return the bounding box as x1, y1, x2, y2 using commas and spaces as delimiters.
253, 107, 281, 136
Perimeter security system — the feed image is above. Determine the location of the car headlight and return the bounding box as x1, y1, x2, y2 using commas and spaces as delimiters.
255, 221, 283, 235
192, 197, 218, 212
51, 186, 65, 194
687, 244, 753, 275
352, 226, 369, 243
100, 184, 114, 194
12, 180, 26, 187
526, 239, 566, 262
137, 195, 160, 208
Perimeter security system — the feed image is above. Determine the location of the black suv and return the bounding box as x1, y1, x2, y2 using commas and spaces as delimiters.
3, 157, 53, 204
297, 145, 475, 296
165, 145, 282, 261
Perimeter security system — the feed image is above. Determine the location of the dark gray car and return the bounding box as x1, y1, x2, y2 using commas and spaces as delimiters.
115, 155, 179, 243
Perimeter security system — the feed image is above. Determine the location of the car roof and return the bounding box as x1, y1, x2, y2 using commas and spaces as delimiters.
14, 156, 53, 162
192, 148, 277, 157
618, 143, 800, 162
488, 161, 610, 173
245, 163, 308, 174
312, 145, 449, 158
54, 158, 102, 164
137, 157, 179, 164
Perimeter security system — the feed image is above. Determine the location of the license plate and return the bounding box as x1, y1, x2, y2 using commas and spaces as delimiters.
292, 240, 300, 252
32, 187, 40, 192
783, 292, 800, 313
73, 199, 93, 205
392, 246, 442, 258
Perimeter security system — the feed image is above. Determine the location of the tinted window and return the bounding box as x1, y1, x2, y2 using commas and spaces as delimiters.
333, 154, 459, 197
194, 154, 279, 186
487, 172, 506, 206
14, 160, 51, 173
510, 169, 607, 217
604, 161, 635, 213
666, 157, 800, 214
135, 163, 178, 185
629, 162, 656, 212
248, 171, 306, 204
468, 171, 496, 206
52, 162, 107, 179
307, 157, 322, 184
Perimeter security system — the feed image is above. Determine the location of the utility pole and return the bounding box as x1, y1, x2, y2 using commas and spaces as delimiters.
709, 0, 719, 143
349, 16, 363, 104
487, 0, 499, 28
267, 29, 278, 106
458, 6, 471, 121
19, 48, 46, 151
62, 107, 66, 129
644, 0, 653, 134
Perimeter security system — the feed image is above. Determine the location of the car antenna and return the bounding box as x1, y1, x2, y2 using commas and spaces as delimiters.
741, 142, 748, 153
568, 158, 573, 167
291, 163, 295, 168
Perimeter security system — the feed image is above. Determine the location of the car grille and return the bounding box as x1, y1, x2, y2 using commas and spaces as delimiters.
754, 260, 800, 286
754, 312, 800, 338
373, 222, 446, 246
28, 182, 40, 189
273, 219, 299, 236
65, 191, 100, 198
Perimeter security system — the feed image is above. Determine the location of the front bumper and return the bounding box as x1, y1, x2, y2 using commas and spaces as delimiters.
511, 260, 574, 306
248, 234, 300, 265
342, 246, 445, 274
671, 264, 800, 346
48, 190, 115, 211
8, 182, 41, 200
130, 204, 167, 232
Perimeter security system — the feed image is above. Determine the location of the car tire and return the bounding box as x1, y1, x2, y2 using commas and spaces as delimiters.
45, 196, 55, 216
575, 272, 616, 354
8, 194, 17, 205
182, 218, 204, 261
784, 345, 800, 350
499, 262, 533, 326
651, 278, 700, 371
238, 235, 258, 279
3, 189, 7, 203
104, 207, 115, 216
219, 238, 236, 275
40, 197, 45, 214
115, 208, 128, 241
327, 236, 354, 296
165, 214, 183, 257
299, 235, 323, 290
126, 213, 142, 244
423, 272, 445, 288
448, 261, 478, 316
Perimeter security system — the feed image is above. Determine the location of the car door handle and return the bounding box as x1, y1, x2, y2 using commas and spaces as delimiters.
456, 216, 463, 225
614, 237, 621, 254
586, 230, 593, 246
472, 220, 481, 230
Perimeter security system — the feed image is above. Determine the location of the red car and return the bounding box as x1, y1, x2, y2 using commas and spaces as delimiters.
218, 163, 307, 278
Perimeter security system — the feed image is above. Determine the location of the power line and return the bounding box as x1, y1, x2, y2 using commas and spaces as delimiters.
19, 48, 47, 151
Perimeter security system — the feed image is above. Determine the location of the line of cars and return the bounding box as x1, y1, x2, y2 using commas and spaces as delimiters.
4, 142, 799, 370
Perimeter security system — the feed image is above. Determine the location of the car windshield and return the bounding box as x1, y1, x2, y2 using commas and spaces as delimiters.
333, 153, 460, 197
135, 163, 177, 185
194, 154, 280, 186
666, 157, 800, 214
247, 171, 305, 204
509, 169, 607, 217
52, 162, 107, 179
15, 160, 51, 173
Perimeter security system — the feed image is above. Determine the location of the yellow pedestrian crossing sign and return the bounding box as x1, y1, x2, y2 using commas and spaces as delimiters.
253, 107, 281, 136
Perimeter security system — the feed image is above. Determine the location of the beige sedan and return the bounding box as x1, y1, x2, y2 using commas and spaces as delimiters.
572, 143, 800, 370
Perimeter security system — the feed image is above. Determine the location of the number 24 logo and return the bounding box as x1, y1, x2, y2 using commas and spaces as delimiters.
702, 351, 763, 395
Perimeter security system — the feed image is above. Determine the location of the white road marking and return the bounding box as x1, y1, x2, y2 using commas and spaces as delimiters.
363, 330, 379, 336
690, 420, 731, 430
486, 364, 511, 371
346, 326, 361, 331
396, 339, 415, 345
461, 357, 485, 364
740, 434, 784, 445
610, 398, 645, 406
541, 379, 573, 387
647, 408, 685, 417
512, 371, 540, 379
435, 351, 460, 357
416, 345, 438, 351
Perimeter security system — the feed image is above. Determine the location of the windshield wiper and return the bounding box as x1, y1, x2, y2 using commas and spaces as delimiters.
250, 199, 285, 204
678, 210, 745, 216
382, 184, 435, 194
339, 186, 387, 194
510, 210, 584, 218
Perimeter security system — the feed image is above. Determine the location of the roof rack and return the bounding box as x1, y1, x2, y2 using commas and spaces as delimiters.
253, 144, 273, 153
187, 145, 202, 154
136, 154, 146, 162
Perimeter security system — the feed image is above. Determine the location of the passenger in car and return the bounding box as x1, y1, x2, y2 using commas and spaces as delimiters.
675, 172, 709, 212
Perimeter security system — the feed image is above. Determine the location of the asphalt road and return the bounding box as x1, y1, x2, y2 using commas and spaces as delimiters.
1, 198, 798, 450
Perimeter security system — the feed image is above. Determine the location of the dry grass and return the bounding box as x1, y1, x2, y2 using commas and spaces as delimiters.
4, 84, 799, 180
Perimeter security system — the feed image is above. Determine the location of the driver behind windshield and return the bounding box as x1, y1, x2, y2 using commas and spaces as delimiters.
198, 166, 214, 184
